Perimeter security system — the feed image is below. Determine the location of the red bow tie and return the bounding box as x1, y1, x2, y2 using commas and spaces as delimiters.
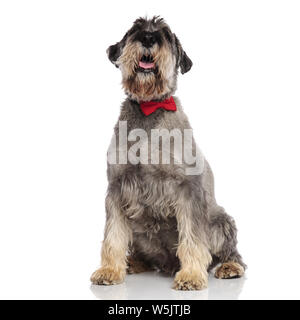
140, 96, 177, 116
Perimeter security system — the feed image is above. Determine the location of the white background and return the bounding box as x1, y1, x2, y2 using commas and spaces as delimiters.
0, 0, 300, 300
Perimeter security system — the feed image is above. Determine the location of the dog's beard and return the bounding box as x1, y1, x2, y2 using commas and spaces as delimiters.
118, 42, 176, 102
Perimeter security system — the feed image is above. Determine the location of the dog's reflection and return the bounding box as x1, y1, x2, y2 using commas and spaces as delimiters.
90, 272, 246, 300
91, 282, 128, 300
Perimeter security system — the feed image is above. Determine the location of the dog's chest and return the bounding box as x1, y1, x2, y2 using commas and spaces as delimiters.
119, 167, 181, 220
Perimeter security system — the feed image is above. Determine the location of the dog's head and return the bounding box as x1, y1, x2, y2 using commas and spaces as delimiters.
107, 16, 192, 102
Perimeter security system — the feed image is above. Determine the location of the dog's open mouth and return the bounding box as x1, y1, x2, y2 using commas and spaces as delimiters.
138, 54, 156, 73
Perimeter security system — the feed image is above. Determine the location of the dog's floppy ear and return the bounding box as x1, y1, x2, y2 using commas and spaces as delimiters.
106, 42, 122, 68
106, 32, 128, 68
174, 34, 193, 74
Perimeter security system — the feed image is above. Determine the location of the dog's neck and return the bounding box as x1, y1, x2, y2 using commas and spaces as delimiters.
127, 94, 177, 116
120, 97, 175, 122
139, 96, 176, 116
118, 97, 180, 137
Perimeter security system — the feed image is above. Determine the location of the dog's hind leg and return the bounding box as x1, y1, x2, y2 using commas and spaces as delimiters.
126, 255, 154, 274
208, 205, 246, 279
90, 192, 132, 285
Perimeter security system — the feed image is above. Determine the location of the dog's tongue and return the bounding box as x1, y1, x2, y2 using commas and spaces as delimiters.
139, 61, 155, 69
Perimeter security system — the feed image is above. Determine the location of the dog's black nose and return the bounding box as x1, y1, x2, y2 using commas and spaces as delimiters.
141, 32, 155, 48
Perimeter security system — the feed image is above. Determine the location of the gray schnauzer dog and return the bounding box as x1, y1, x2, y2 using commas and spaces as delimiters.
91, 16, 246, 290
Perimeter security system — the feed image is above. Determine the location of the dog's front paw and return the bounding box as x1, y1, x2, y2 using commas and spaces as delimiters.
214, 261, 244, 279
173, 270, 208, 291
90, 267, 125, 285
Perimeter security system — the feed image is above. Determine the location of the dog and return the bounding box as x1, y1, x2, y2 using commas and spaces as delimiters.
91, 16, 246, 290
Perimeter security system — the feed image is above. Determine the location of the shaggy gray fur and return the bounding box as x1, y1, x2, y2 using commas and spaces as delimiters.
108, 98, 245, 274
98, 16, 245, 282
